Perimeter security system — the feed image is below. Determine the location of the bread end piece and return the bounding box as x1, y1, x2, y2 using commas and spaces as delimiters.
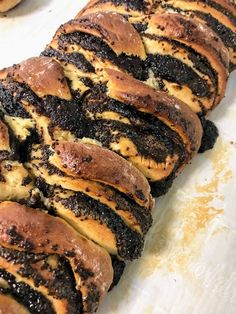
0, 56, 72, 100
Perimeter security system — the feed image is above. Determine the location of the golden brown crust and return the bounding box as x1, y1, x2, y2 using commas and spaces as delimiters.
0, 57, 72, 100
0, 201, 113, 313
146, 13, 229, 107
55, 12, 146, 59
0, 294, 29, 314
104, 68, 203, 158
0, 0, 21, 12
51, 141, 152, 209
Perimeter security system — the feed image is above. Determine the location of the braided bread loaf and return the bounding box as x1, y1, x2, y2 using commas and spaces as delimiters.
0, 0, 235, 313
78, 0, 235, 152
46, 10, 229, 115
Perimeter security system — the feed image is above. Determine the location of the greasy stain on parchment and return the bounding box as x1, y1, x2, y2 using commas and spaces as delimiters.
134, 139, 233, 278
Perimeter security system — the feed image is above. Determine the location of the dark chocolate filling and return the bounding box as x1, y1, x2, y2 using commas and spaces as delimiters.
53, 189, 144, 260
132, 22, 148, 33
87, 119, 182, 164
4, 76, 186, 173
109, 255, 126, 291
159, 4, 232, 67
35, 177, 55, 198
18, 129, 41, 163
83, 86, 186, 164
147, 53, 212, 98
34, 145, 152, 235
0, 247, 83, 313
42, 47, 95, 73
58, 32, 147, 81
187, 0, 236, 25
41, 96, 86, 138
13, 83, 86, 139
143, 35, 218, 95
104, 188, 152, 235
150, 172, 176, 197
0, 268, 55, 314
195, 11, 236, 51
230, 62, 236, 72
85, 283, 100, 313
0, 82, 30, 118
0, 247, 46, 265
99, 0, 149, 12
6, 226, 34, 251
198, 117, 219, 153
80, 77, 94, 88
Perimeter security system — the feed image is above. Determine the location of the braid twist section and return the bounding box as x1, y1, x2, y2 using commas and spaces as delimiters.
80, 0, 235, 70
